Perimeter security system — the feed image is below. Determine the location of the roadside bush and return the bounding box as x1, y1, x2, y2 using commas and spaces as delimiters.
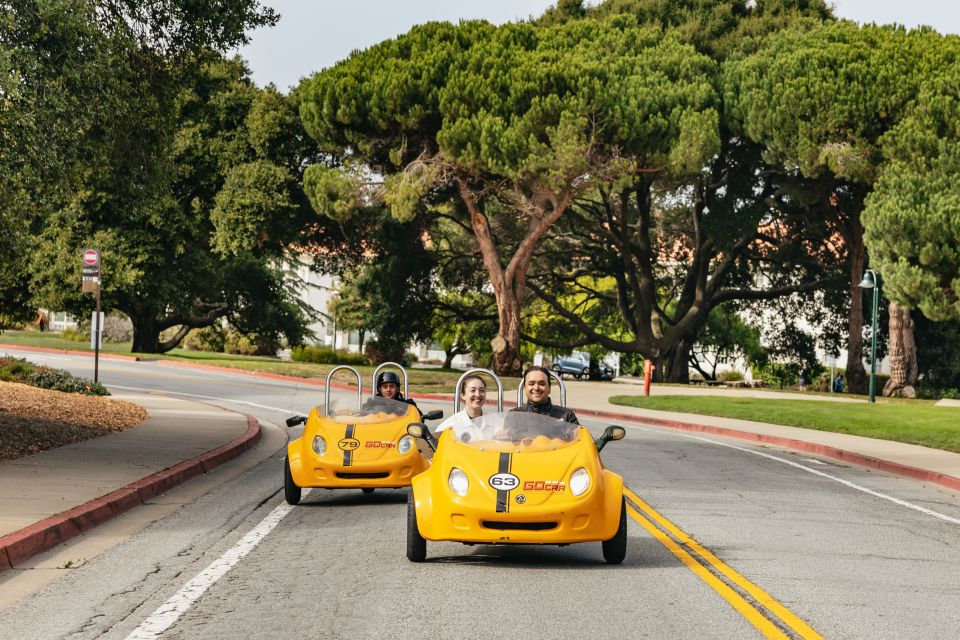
718, 370, 744, 382
292, 345, 368, 366
363, 339, 407, 365
0, 356, 37, 382
61, 327, 87, 342
755, 362, 797, 389
102, 314, 133, 343
223, 330, 280, 356
184, 326, 227, 352
27, 366, 108, 396
405, 351, 419, 365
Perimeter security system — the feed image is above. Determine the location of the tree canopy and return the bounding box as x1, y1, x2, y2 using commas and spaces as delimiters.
299, 15, 720, 373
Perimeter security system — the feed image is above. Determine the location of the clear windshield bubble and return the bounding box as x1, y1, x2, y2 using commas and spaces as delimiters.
450, 411, 579, 452
327, 396, 416, 423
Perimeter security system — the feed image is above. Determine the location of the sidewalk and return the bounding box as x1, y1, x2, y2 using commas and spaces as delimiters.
0, 393, 260, 572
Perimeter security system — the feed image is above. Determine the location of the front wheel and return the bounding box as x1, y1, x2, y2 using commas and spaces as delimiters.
284, 457, 301, 506
406, 492, 427, 562
602, 496, 627, 565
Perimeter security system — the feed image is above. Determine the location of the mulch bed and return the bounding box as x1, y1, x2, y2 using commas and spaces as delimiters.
0, 381, 147, 461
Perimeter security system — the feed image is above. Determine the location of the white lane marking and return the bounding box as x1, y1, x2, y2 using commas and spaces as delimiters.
804, 458, 827, 465
629, 425, 960, 526
109, 385, 297, 415
125, 491, 309, 639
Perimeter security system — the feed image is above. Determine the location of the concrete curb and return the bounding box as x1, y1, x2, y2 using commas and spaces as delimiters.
0, 415, 261, 572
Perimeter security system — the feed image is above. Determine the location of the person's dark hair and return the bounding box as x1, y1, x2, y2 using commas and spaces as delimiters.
460, 374, 486, 397
522, 366, 551, 386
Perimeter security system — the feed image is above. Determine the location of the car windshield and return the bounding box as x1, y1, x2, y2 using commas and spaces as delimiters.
326, 396, 415, 423
450, 411, 581, 452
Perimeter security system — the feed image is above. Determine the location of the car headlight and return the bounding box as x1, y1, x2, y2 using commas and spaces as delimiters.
398, 434, 414, 454
311, 435, 326, 456
448, 467, 469, 497
570, 467, 590, 496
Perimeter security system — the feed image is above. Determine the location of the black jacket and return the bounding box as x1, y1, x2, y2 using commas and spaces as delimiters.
511, 398, 579, 425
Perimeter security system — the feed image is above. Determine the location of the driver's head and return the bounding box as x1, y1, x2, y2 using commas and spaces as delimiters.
377, 371, 401, 399
522, 366, 551, 404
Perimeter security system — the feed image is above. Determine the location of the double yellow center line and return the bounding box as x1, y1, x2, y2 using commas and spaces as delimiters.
623, 487, 823, 640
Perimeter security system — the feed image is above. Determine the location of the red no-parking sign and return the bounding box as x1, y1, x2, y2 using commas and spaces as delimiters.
82, 248, 100, 292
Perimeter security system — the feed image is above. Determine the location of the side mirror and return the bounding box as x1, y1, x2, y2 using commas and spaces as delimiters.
407, 422, 437, 451
421, 409, 443, 421
407, 423, 426, 439
286, 415, 307, 428
594, 425, 626, 452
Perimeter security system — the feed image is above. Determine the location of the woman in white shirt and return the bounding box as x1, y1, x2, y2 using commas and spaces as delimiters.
436, 375, 486, 432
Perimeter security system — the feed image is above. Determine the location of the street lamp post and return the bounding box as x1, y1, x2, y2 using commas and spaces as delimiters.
857, 269, 880, 403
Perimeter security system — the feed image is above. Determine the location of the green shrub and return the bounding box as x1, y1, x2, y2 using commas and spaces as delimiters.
184, 326, 227, 352
292, 345, 368, 366
0, 356, 37, 382
718, 370, 744, 382
61, 327, 88, 342
28, 366, 108, 395
223, 330, 280, 356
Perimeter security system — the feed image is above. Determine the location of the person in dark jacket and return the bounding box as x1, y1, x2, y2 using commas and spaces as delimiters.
373, 370, 420, 414
511, 365, 579, 425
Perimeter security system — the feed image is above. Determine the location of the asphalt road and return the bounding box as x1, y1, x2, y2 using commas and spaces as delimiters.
2, 350, 959, 639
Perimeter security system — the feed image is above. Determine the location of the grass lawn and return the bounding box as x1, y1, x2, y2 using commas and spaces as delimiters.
0, 330, 518, 395
609, 394, 960, 453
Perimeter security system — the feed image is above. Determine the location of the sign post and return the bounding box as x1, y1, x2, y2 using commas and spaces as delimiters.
82, 249, 102, 383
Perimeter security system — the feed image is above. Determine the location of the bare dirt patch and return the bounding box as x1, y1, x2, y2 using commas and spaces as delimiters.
0, 381, 147, 461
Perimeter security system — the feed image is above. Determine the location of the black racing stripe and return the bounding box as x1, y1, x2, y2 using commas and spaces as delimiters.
496, 452, 511, 513
343, 424, 356, 467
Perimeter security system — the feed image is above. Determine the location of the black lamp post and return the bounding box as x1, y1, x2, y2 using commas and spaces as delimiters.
857, 269, 880, 403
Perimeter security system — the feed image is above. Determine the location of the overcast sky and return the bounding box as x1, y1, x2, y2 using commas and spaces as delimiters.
236, 1, 960, 91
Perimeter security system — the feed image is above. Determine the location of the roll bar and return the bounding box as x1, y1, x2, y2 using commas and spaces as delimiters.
516, 369, 567, 407
325, 365, 363, 416
454, 368, 504, 413
371, 362, 409, 398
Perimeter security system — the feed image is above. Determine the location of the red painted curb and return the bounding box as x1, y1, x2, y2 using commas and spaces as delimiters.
0, 343, 141, 361
0, 413, 261, 572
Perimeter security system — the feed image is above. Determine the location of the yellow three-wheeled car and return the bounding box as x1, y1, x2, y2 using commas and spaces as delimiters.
283, 364, 440, 503
406, 368, 627, 563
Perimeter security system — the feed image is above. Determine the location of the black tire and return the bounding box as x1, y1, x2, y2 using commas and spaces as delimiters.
284, 456, 301, 506
602, 496, 627, 565
362, 488, 375, 494
406, 492, 426, 562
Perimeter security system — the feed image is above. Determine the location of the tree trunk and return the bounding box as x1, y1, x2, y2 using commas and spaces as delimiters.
490, 290, 523, 376
845, 211, 868, 394
665, 338, 691, 383
883, 302, 918, 398
131, 314, 160, 353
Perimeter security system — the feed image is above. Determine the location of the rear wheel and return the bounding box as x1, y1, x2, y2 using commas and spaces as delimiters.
284, 457, 301, 506
362, 488, 375, 494
602, 496, 627, 564
406, 492, 427, 562
552, 364, 563, 379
